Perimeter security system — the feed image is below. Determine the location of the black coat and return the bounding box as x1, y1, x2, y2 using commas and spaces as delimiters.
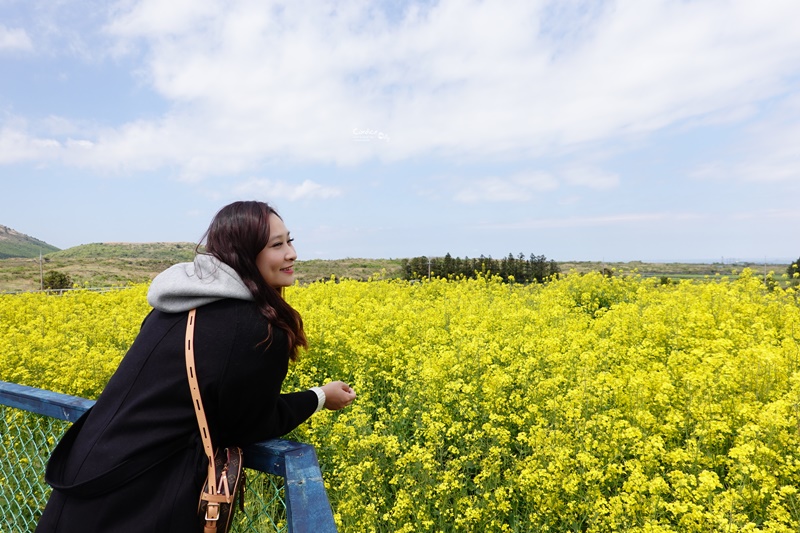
36, 299, 318, 532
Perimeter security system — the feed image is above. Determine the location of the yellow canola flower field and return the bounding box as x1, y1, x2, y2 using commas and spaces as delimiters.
2, 270, 799, 532
0, 285, 151, 398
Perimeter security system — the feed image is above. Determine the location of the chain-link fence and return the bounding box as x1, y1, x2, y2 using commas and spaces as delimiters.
1, 402, 288, 532
0, 376, 342, 533
1, 408, 64, 533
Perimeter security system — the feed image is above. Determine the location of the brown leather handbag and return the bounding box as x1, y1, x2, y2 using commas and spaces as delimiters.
185, 308, 246, 533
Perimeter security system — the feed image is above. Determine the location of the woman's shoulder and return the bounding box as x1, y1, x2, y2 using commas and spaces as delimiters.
198, 298, 262, 325
203, 297, 259, 312
200, 299, 282, 336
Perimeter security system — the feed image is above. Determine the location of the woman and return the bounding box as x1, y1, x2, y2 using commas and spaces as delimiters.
36, 201, 356, 532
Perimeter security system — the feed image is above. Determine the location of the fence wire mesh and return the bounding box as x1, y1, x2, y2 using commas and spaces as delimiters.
1, 405, 288, 533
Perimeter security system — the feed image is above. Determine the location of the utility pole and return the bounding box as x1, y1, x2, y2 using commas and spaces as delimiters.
39, 250, 44, 291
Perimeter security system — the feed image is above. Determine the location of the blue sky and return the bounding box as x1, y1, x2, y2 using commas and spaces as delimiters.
1, 0, 799, 263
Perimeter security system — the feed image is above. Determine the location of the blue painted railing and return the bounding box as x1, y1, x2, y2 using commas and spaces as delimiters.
0, 380, 338, 533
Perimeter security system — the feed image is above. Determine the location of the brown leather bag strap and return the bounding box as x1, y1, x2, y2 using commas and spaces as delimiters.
184, 309, 219, 497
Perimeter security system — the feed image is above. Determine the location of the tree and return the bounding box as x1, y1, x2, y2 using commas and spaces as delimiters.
401, 252, 558, 283
529, 254, 548, 283
788, 257, 800, 284
43, 271, 72, 290
548, 259, 561, 279
403, 256, 431, 280
443, 253, 454, 278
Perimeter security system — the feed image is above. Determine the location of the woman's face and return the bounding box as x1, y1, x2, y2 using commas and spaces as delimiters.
256, 213, 297, 289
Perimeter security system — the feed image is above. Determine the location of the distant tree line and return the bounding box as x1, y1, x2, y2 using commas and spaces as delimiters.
401, 253, 560, 283
789, 256, 800, 285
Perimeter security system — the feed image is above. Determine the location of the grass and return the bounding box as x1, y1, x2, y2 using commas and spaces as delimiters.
291, 258, 404, 284
0, 243, 791, 292
0, 249, 406, 293
558, 260, 784, 279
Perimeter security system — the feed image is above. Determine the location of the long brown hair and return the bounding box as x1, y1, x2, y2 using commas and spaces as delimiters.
199, 201, 307, 360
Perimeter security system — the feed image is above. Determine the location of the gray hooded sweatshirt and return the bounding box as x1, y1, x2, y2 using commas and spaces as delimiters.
147, 254, 253, 313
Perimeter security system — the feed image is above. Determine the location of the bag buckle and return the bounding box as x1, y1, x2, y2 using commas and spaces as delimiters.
205, 502, 220, 522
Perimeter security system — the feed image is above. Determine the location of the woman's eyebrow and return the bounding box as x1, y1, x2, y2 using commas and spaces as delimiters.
268, 231, 290, 244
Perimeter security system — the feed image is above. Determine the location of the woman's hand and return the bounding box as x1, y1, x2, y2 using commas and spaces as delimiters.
321, 381, 356, 410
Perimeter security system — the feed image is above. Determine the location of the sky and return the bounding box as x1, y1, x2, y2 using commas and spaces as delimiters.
1, 0, 799, 263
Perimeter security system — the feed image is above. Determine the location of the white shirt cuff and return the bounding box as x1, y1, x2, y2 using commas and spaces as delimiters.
310, 387, 326, 413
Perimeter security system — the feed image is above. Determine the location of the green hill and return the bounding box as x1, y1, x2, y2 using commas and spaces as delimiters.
0, 225, 60, 259
0, 242, 201, 292
49, 242, 197, 261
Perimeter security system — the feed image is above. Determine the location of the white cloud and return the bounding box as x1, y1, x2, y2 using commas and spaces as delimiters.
690, 94, 800, 184
734, 97, 800, 183
455, 172, 558, 203
5, 0, 800, 178
106, 0, 224, 38
689, 162, 727, 181
0, 25, 33, 52
0, 127, 60, 164
232, 178, 342, 201
731, 208, 800, 221
454, 163, 618, 203
66, 139, 95, 149
561, 165, 620, 190
484, 211, 706, 230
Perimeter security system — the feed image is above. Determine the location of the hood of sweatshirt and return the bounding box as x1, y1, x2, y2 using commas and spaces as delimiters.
147, 254, 254, 313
